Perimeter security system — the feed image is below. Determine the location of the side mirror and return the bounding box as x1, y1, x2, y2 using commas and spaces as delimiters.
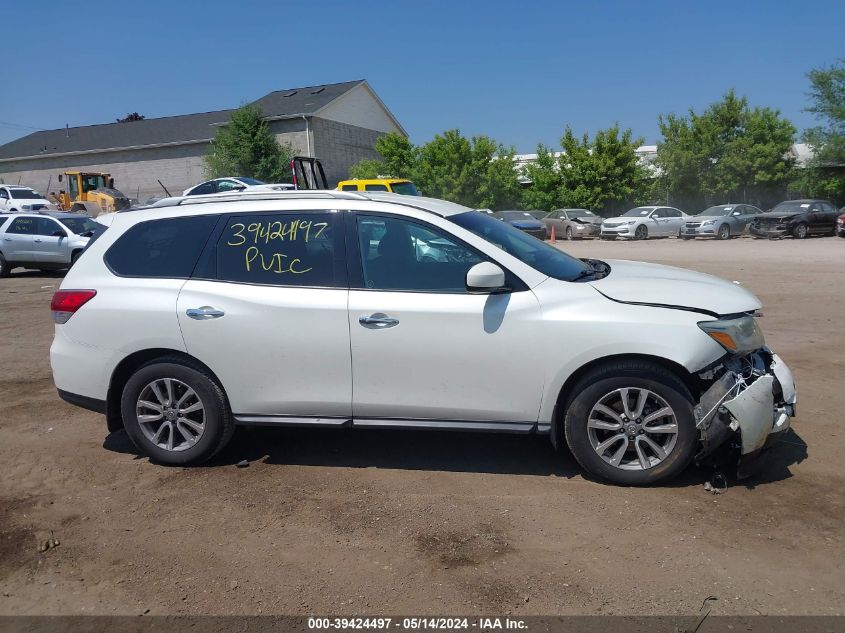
52, 230, 66, 237
466, 262, 507, 293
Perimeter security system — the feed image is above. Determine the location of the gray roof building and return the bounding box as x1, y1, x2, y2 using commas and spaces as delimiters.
0, 80, 405, 199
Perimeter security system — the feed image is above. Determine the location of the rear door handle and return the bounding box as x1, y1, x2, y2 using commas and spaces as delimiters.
359, 313, 399, 329
186, 306, 225, 320
34, 239, 42, 243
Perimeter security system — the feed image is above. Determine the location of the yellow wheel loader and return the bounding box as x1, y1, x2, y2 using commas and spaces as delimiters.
53, 172, 131, 216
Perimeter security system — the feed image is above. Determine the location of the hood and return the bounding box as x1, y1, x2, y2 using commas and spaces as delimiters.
757, 210, 799, 220
11, 198, 53, 208
571, 216, 602, 225
507, 219, 544, 229
588, 259, 761, 316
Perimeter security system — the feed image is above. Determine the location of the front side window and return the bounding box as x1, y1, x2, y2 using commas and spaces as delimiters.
106, 216, 217, 277
389, 181, 420, 196
217, 212, 338, 287
35, 218, 64, 236
356, 215, 484, 292
216, 180, 243, 192
449, 211, 591, 282
8, 217, 37, 234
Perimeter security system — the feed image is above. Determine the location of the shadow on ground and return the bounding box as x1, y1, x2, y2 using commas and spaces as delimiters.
103, 425, 808, 489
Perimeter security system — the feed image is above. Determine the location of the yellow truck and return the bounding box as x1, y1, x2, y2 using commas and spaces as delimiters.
337, 178, 420, 196
54, 171, 131, 215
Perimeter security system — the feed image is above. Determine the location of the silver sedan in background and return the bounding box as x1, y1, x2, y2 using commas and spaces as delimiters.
543, 208, 603, 239
683, 204, 763, 240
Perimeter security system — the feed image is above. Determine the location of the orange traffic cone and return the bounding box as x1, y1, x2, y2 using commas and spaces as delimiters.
549, 225, 556, 242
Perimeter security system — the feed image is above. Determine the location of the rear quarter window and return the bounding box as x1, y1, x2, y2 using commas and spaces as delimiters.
0, 217, 8, 229
105, 215, 217, 277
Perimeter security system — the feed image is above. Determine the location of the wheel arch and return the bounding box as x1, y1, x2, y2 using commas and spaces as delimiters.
550, 353, 699, 449
106, 348, 225, 432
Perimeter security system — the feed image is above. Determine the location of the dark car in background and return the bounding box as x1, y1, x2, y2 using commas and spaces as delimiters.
683, 204, 762, 240
542, 208, 602, 240
749, 199, 839, 239
494, 210, 548, 240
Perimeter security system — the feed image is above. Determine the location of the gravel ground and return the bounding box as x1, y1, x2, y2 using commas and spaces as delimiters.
0, 234, 843, 616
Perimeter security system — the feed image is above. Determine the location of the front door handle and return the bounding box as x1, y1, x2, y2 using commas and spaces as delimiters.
359, 313, 399, 329
186, 306, 225, 320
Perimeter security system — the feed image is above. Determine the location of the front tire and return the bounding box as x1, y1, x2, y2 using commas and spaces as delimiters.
566, 227, 574, 240
120, 358, 235, 465
793, 223, 808, 239
562, 361, 697, 485
716, 224, 730, 240
634, 225, 648, 240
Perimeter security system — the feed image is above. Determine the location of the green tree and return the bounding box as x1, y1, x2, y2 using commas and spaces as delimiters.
348, 129, 521, 209
656, 90, 796, 210
521, 125, 651, 215
203, 104, 295, 182
796, 59, 845, 203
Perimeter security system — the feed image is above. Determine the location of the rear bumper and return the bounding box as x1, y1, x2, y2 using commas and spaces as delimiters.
58, 389, 106, 414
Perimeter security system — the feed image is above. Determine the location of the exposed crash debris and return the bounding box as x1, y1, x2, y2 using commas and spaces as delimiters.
694, 348, 796, 477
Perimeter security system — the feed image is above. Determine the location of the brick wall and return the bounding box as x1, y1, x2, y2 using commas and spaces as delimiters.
310, 118, 386, 187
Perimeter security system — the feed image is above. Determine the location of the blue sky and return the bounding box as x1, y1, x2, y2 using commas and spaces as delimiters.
2, 0, 843, 152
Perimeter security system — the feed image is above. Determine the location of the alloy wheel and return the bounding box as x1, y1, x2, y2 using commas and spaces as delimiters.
587, 388, 679, 470
136, 378, 206, 451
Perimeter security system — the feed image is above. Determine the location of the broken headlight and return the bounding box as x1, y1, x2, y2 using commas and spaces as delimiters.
698, 316, 765, 353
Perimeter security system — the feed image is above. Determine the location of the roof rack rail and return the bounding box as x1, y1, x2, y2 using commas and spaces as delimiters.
175, 189, 369, 206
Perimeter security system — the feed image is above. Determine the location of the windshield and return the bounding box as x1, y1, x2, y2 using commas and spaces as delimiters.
450, 211, 591, 281
60, 217, 104, 235
567, 209, 597, 218
526, 211, 548, 220
497, 211, 538, 221
700, 206, 733, 216
236, 177, 265, 185
770, 201, 813, 214
622, 207, 654, 217
10, 189, 42, 199
390, 181, 420, 196
81, 175, 107, 192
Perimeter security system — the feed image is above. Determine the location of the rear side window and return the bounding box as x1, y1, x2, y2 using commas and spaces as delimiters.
106, 216, 217, 277
365, 184, 389, 192
7, 217, 38, 234
216, 212, 340, 287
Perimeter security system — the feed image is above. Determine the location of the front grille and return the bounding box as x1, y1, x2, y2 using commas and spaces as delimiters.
685, 222, 702, 229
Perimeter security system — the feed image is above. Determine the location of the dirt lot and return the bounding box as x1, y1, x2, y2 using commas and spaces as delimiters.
1, 235, 843, 617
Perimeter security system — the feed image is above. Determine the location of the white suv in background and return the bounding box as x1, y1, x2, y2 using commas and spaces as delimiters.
0, 212, 104, 276
0, 185, 58, 212
50, 191, 795, 485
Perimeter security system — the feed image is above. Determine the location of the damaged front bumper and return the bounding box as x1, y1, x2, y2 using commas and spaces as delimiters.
694, 349, 796, 471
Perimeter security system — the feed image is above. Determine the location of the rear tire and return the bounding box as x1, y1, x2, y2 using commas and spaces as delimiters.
0, 253, 10, 278
562, 361, 697, 485
120, 358, 235, 465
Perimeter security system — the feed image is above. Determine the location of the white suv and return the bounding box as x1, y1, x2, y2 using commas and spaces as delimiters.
50, 191, 796, 485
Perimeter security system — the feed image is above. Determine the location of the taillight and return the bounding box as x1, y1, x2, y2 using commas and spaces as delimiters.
51, 290, 96, 324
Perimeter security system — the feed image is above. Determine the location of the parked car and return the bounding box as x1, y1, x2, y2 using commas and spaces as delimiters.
601, 206, 687, 240
682, 204, 763, 240
543, 208, 602, 240
337, 179, 420, 195
494, 210, 548, 240
50, 190, 795, 486
183, 177, 294, 196
0, 185, 58, 212
837, 208, 844, 237
749, 199, 839, 239
0, 212, 105, 277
